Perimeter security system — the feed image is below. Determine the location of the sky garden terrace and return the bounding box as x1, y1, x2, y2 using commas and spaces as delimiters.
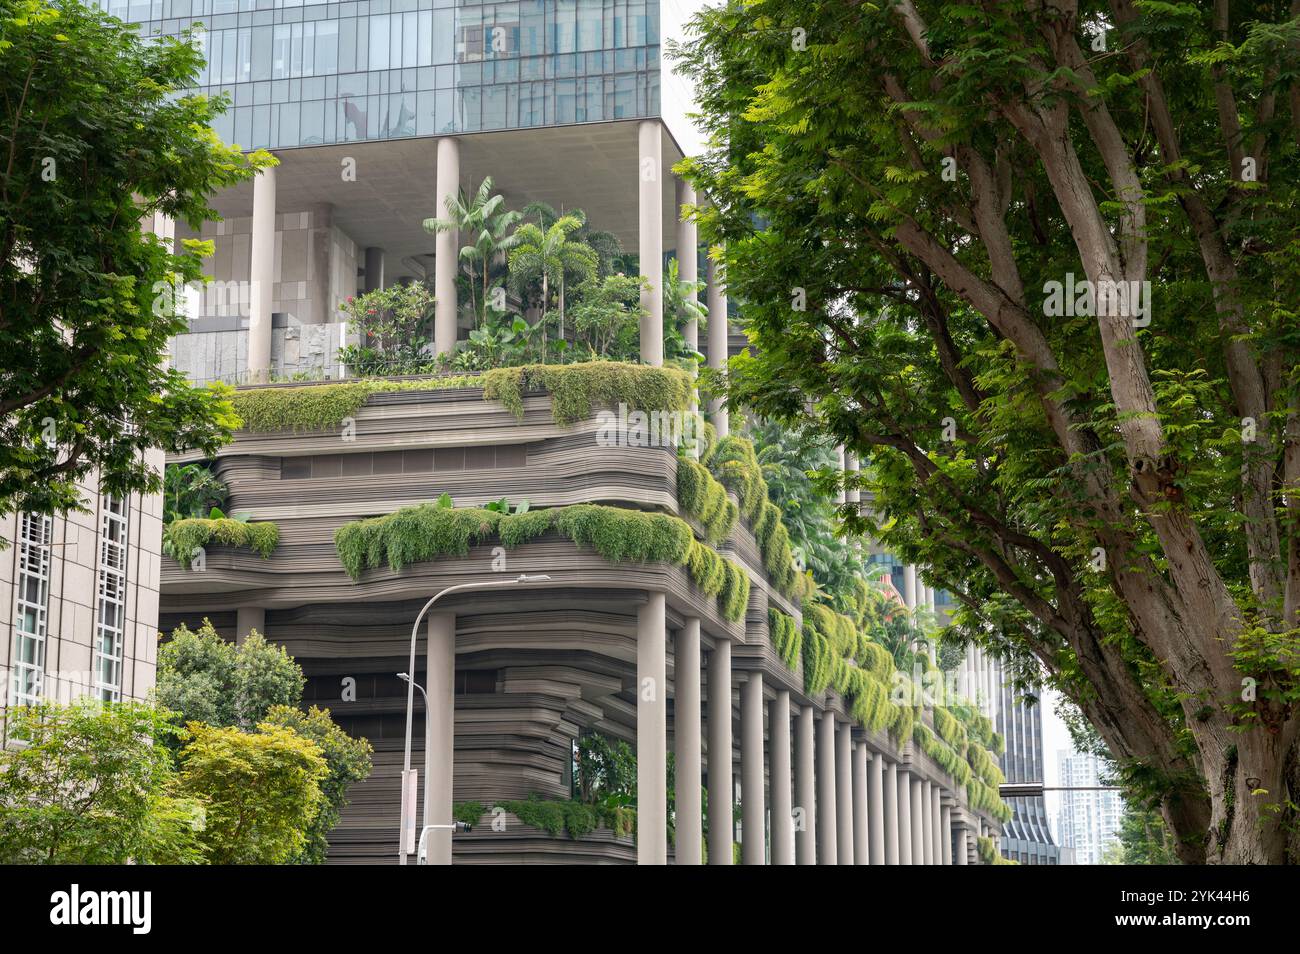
84, 0, 1015, 867
159, 363, 1012, 865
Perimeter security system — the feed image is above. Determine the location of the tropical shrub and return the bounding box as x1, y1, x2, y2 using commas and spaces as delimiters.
337, 282, 436, 375
262, 705, 374, 865
156, 620, 305, 731
178, 722, 328, 864
163, 463, 228, 524
162, 516, 278, 568
0, 700, 204, 864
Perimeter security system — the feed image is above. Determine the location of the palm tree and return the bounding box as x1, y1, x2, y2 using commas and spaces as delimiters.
507, 214, 598, 349
665, 257, 707, 351
521, 201, 624, 278
423, 176, 523, 327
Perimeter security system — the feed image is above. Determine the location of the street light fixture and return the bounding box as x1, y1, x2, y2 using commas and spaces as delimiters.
397, 573, 551, 866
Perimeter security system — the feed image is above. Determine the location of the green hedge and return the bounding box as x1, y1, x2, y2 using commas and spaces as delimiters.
163, 518, 279, 569
229, 361, 691, 433
676, 458, 739, 546
334, 502, 750, 622
230, 378, 479, 432
482, 361, 692, 425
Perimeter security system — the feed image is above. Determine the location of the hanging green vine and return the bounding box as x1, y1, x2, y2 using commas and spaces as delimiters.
334, 502, 750, 622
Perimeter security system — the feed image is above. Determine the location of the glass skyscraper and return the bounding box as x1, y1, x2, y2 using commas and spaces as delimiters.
99, 0, 661, 150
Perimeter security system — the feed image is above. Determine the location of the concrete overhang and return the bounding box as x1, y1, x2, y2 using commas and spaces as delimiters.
204, 120, 687, 283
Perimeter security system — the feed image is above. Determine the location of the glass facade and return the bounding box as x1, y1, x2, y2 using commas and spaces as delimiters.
100, 0, 661, 150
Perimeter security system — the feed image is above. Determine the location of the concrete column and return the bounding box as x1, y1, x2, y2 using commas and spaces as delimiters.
851, 742, 869, 864
816, 712, 838, 864
675, 179, 698, 352
769, 689, 794, 865
846, 453, 860, 505
363, 246, 385, 293
884, 760, 899, 864
794, 705, 816, 864
248, 163, 276, 384
835, 446, 847, 505
705, 251, 729, 437
910, 776, 925, 865
638, 120, 663, 366
868, 753, 886, 864
636, 593, 668, 865
673, 619, 702, 865
903, 564, 918, 610
956, 823, 969, 865
941, 804, 953, 865
434, 136, 460, 356
707, 637, 732, 865
932, 786, 943, 866
921, 779, 934, 864
836, 723, 854, 864
897, 768, 913, 864
740, 674, 765, 865
235, 606, 264, 646
425, 611, 455, 865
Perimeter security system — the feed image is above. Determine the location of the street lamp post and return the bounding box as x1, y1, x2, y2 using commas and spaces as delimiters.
397, 672, 432, 836
397, 573, 551, 866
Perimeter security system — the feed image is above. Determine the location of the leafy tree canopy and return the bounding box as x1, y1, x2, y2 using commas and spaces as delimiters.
155, 619, 304, 731
178, 721, 328, 864
0, 699, 204, 863
0, 0, 267, 523
677, 0, 1300, 863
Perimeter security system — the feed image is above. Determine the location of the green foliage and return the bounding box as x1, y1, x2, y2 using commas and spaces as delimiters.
156, 620, 305, 731
163, 463, 228, 524
178, 721, 328, 864
337, 282, 437, 375
335, 502, 750, 622
1112, 802, 1182, 865
934, 706, 964, 748
576, 733, 637, 805
913, 722, 972, 786
568, 273, 647, 359
453, 802, 485, 827
676, 458, 739, 546
230, 362, 692, 439
507, 213, 599, 342
0, 700, 204, 864
676, 0, 1300, 859
162, 517, 278, 568
261, 705, 374, 865
482, 360, 692, 426
0, 0, 258, 520
976, 834, 1015, 865
495, 795, 633, 840
768, 608, 802, 670
747, 420, 869, 607
228, 377, 478, 432
703, 434, 808, 599
423, 176, 522, 327
966, 740, 1005, 788
801, 622, 834, 696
